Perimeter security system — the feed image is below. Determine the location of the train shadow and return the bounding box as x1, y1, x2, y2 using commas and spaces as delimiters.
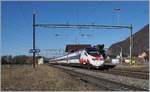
50, 63, 116, 71
97, 64, 116, 70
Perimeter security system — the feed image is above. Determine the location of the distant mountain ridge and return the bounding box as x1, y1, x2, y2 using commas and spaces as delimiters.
108, 24, 149, 57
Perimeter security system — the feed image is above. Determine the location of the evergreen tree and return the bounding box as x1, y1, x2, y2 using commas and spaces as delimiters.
95, 44, 106, 59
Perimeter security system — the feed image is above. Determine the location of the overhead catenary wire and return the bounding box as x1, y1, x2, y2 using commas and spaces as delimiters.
35, 23, 131, 29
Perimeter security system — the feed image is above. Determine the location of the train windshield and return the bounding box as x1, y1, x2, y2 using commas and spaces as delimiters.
86, 48, 100, 56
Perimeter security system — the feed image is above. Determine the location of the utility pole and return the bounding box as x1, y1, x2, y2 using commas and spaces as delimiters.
32, 13, 36, 68
114, 8, 121, 25
130, 24, 133, 64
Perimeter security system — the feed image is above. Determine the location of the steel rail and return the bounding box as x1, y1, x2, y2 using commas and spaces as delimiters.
101, 69, 149, 80
111, 68, 149, 74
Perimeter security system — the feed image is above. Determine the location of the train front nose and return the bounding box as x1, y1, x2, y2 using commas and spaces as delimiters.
95, 60, 105, 67
95, 55, 105, 67
91, 58, 105, 67
88, 54, 105, 67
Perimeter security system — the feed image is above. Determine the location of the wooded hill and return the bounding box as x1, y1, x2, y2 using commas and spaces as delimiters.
108, 24, 149, 57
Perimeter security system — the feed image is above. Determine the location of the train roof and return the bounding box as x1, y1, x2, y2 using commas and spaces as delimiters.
65, 44, 91, 52
85, 47, 98, 51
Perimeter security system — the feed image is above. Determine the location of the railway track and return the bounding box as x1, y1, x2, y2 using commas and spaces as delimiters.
57, 64, 149, 79
112, 67, 149, 73
49, 64, 149, 91
100, 68, 149, 80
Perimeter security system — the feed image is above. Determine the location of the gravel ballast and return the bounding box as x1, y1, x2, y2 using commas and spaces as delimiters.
54, 65, 149, 90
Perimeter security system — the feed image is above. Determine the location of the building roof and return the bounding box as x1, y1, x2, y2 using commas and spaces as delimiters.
65, 44, 91, 52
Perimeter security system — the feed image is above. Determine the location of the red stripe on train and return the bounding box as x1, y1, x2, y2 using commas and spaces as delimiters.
79, 59, 89, 64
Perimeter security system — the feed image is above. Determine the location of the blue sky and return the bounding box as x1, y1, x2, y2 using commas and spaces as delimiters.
2, 1, 149, 57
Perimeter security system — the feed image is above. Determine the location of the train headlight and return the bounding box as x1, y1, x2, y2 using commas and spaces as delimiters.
92, 58, 96, 61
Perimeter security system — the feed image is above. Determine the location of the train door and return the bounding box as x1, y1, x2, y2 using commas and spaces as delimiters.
80, 51, 88, 64
67, 53, 69, 64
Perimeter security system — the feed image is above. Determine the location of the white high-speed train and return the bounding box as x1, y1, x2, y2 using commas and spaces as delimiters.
50, 47, 105, 68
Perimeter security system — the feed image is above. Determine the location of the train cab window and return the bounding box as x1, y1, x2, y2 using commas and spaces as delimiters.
88, 51, 99, 56
86, 48, 100, 56
84, 52, 88, 56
